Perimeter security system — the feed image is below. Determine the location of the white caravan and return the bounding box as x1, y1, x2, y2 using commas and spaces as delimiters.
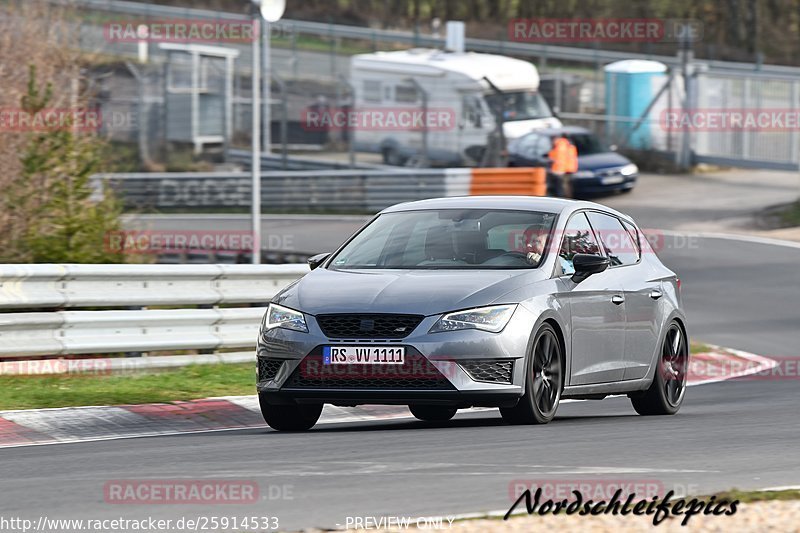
349, 48, 562, 166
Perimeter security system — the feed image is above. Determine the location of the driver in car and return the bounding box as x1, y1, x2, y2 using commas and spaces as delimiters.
522, 224, 550, 265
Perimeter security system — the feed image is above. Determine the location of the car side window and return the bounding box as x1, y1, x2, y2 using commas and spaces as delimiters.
621, 219, 642, 261
557, 212, 601, 276
586, 212, 639, 267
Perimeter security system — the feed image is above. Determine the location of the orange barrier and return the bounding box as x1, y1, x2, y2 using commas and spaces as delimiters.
469, 167, 547, 197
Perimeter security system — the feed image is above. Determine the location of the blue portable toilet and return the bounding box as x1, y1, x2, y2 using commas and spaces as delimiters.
605, 60, 668, 149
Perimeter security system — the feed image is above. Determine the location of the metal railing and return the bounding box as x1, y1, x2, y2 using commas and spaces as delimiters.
57, 0, 800, 172
0, 264, 309, 358
225, 149, 386, 171
94, 168, 472, 212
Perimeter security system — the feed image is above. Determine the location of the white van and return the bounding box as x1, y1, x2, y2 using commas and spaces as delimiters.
350, 48, 562, 166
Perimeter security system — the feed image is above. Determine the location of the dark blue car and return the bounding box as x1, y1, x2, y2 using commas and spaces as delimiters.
508, 126, 638, 197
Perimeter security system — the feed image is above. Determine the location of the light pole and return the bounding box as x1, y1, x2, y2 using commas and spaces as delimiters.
250, 0, 286, 265
262, 21, 272, 154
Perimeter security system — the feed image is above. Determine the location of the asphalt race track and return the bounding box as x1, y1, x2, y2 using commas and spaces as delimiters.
1, 233, 799, 531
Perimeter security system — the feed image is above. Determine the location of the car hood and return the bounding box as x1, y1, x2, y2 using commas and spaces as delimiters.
578, 152, 632, 171
274, 268, 547, 316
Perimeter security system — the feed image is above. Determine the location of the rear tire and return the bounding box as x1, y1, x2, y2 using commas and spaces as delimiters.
500, 323, 563, 425
259, 393, 322, 431
409, 405, 457, 422
630, 322, 687, 416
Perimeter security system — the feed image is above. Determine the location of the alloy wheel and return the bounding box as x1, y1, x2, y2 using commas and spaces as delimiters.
532, 328, 562, 418
662, 324, 688, 407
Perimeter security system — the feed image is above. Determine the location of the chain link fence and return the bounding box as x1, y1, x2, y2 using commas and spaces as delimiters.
67, 0, 800, 172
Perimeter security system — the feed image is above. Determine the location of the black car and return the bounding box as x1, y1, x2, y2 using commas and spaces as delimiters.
508, 127, 638, 197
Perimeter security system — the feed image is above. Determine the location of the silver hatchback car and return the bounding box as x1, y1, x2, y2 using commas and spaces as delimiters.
257, 196, 688, 431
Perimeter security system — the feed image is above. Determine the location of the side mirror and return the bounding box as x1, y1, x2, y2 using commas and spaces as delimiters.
570, 253, 610, 283
307, 253, 331, 270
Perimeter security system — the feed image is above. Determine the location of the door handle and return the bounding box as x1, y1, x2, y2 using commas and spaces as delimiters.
611, 295, 625, 305
649, 289, 664, 300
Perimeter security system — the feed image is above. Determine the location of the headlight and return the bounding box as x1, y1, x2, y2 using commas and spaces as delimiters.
429, 304, 517, 334
620, 163, 638, 176
572, 170, 595, 179
263, 303, 308, 333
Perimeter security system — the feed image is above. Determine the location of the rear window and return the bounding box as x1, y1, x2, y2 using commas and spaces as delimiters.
567, 133, 607, 155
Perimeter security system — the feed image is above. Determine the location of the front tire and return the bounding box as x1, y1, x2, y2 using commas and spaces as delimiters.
630, 322, 687, 415
259, 393, 322, 431
500, 323, 563, 425
409, 405, 457, 422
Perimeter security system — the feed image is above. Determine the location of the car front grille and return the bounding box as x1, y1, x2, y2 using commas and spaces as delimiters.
284, 354, 454, 390
460, 360, 514, 384
257, 358, 284, 382
316, 314, 424, 339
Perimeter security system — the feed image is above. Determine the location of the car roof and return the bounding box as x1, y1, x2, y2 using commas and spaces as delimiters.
380, 196, 634, 222
523, 126, 592, 137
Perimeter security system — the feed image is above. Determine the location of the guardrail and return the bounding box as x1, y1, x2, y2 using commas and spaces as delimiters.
225, 150, 387, 171
0, 264, 309, 359
58, 0, 800, 77
93, 167, 546, 212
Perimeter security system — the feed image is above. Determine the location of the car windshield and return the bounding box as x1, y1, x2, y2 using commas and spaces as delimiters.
484, 90, 554, 122
567, 133, 608, 155
329, 209, 557, 270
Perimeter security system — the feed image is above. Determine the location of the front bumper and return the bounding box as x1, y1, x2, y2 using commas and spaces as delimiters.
572, 174, 637, 196
256, 309, 535, 407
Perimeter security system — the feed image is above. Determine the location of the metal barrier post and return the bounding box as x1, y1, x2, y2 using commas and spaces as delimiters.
337, 74, 357, 168
272, 73, 289, 170
678, 45, 693, 168
407, 78, 429, 167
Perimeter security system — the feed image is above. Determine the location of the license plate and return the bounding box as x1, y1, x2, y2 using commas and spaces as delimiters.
323, 346, 405, 365
601, 175, 625, 185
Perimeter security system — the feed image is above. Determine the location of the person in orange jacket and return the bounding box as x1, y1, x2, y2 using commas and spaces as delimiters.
548, 135, 579, 198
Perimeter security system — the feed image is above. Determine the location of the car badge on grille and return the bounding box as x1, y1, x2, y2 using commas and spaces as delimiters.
360, 319, 375, 331
394, 327, 407, 332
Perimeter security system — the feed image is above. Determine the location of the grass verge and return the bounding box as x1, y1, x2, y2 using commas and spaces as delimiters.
714, 488, 800, 503
778, 200, 800, 226
0, 363, 255, 411
690, 341, 714, 354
